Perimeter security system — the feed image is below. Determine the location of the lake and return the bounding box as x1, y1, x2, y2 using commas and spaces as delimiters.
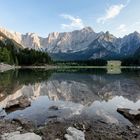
0, 68, 140, 127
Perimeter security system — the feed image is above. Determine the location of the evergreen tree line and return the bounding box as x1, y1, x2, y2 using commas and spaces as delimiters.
55, 59, 107, 66
121, 57, 140, 66
0, 46, 52, 65
16, 49, 52, 65
1, 38, 140, 66
121, 47, 140, 66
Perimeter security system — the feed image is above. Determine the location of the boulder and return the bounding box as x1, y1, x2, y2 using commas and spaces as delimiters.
117, 108, 140, 125
64, 127, 85, 140
49, 106, 59, 110
0, 108, 6, 118
1, 131, 41, 140
5, 96, 31, 110
117, 108, 140, 120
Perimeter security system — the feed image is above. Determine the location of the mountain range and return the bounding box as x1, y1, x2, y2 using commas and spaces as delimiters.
0, 27, 140, 61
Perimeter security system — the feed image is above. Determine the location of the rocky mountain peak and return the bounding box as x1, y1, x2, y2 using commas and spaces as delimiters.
0, 26, 140, 60
47, 32, 60, 43
0, 27, 22, 44
97, 31, 116, 42
81, 26, 94, 32
124, 31, 140, 39
133, 31, 140, 36
131, 31, 140, 40
48, 32, 60, 38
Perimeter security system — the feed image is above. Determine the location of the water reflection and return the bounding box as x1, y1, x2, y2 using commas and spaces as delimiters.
0, 69, 140, 126
107, 67, 122, 74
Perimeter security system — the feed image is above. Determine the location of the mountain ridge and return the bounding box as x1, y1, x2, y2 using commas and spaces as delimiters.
0, 27, 140, 60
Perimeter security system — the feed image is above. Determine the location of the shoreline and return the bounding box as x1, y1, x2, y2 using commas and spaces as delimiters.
0, 116, 140, 140
13, 65, 140, 69
0, 63, 16, 72
20, 65, 58, 69
1, 63, 140, 73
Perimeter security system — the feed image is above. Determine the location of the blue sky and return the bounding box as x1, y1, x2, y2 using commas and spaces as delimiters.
0, 0, 140, 37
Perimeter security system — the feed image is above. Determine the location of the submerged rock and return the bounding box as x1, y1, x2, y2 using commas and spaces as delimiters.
64, 127, 85, 140
117, 108, 140, 120
117, 108, 140, 125
49, 106, 60, 110
1, 131, 41, 140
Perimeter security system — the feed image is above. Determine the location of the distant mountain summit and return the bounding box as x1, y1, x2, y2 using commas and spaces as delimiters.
0, 27, 140, 60
0, 29, 23, 51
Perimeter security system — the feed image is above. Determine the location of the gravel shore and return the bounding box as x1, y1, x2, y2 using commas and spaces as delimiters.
0, 63, 15, 72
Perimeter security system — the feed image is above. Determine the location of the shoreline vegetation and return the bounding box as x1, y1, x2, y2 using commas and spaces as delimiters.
1, 36, 140, 71
1, 37, 140, 71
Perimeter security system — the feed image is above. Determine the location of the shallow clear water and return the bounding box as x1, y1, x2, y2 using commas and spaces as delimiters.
0, 68, 140, 126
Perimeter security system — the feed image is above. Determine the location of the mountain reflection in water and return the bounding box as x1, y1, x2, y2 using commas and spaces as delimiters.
0, 68, 140, 126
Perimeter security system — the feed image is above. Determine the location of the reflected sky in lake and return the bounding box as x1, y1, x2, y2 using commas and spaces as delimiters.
0, 68, 140, 126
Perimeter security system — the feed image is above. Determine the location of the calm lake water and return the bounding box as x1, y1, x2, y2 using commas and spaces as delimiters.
0, 68, 140, 126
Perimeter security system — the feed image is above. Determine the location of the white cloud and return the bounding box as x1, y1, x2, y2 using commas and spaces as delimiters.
117, 22, 140, 33
97, 4, 125, 23
117, 24, 127, 32
97, 0, 131, 24
60, 14, 84, 30
115, 21, 140, 37
129, 21, 140, 33
131, 21, 140, 27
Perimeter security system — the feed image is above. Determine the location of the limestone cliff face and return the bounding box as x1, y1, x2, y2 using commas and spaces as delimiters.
1, 27, 140, 60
